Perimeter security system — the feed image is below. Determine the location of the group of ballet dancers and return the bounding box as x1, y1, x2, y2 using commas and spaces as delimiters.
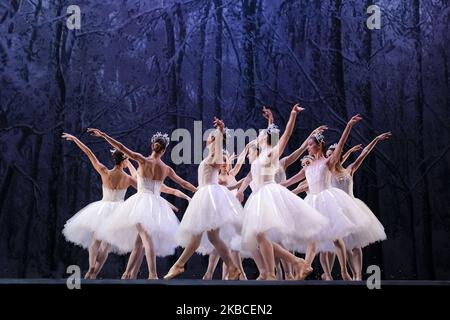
62, 104, 391, 281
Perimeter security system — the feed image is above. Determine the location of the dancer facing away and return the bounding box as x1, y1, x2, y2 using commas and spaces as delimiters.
61, 133, 136, 279
324, 132, 391, 280
203, 148, 249, 280
237, 104, 328, 280
87, 128, 197, 279
164, 118, 243, 280
282, 114, 370, 280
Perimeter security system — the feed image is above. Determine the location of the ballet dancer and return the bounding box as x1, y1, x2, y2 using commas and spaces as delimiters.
164, 118, 243, 280
61, 133, 136, 279
237, 104, 328, 280
88, 128, 197, 279
282, 115, 370, 280
203, 148, 249, 280
325, 132, 391, 280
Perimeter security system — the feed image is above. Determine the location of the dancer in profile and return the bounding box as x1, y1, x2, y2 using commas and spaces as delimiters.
202, 148, 249, 280
61, 133, 135, 279
88, 128, 197, 279
164, 118, 242, 280
261, 107, 327, 279
282, 115, 370, 280
237, 104, 328, 280
325, 132, 391, 280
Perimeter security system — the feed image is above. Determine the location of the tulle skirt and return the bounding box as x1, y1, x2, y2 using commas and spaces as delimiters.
176, 184, 243, 255
305, 187, 370, 252
344, 198, 387, 249
63, 200, 123, 250
241, 183, 329, 252
96, 192, 179, 256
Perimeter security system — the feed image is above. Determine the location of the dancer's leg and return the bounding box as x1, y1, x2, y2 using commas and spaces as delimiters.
271, 242, 305, 280
203, 250, 220, 280
122, 236, 143, 279
86, 239, 102, 279
206, 229, 240, 280
251, 249, 267, 280
92, 242, 110, 278
349, 247, 363, 280
333, 239, 352, 280
256, 233, 276, 280
164, 233, 203, 279
320, 252, 333, 281
231, 251, 247, 280
136, 224, 157, 279
298, 242, 317, 280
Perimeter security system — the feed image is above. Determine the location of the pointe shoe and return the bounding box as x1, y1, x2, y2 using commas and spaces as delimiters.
264, 273, 277, 281
121, 272, 131, 280
148, 274, 159, 280
226, 266, 241, 281
202, 273, 213, 280
292, 258, 306, 280
321, 273, 333, 281
164, 265, 184, 280
256, 274, 265, 280
285, 273, 295, 281
341, 272, 352, 281
297, 266, 313, 280
239, 273, 248, 280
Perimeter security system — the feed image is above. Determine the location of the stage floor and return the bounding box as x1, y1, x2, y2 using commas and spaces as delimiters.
0, 279, 449, 286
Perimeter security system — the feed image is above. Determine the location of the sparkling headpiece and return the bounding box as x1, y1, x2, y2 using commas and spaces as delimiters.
151, 132, 170, 147
266, 123, 280, 135
328, 143, 338, 150
301, 155, 315, 162
313, 132, 325, 144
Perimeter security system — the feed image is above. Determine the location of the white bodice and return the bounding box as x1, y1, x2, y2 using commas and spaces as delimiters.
137, 174, 162, 195
198, 159, 219, 186
102, 186, 127, 202
331, 171, 354, 197
250, 149, 278, 191
274, 164, 286, 183
305, 158, 333, 194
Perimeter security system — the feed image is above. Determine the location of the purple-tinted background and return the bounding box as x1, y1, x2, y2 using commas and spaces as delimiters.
0, 0, 449, 280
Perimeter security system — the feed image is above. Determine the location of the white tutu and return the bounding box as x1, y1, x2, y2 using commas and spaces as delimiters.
241, 183, 328, 252
344, 198, 387, 249
62, 187, 126, 250
305, 159, 371, 252
176, 184, 243, 255
97, 191, 179, 256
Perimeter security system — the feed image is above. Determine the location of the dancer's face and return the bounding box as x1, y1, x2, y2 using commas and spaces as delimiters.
301, 158, 312, 168
326, 148, 334, 158
307, 138, 321, 155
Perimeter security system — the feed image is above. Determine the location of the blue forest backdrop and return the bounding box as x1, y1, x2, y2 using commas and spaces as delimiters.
0, 0, 449, 280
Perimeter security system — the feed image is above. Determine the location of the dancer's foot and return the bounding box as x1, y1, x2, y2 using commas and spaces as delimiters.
292, 258, 306, 280
226, 265, 241, 281
148, 273, 158, 280
239, 272, 248, 280
264, 273, 277, 281
354, 274, 362, 281
341, 272, 352, 281
321, 273, 333, 281
202, 273, 213, 280
285, 273, 295, 280
121, 272, 132, 280
164, 264, 184, 280
297, 265, 313, 280
84, 268, 95, 279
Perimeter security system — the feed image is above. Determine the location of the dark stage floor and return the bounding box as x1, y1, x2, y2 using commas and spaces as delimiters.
0, 279, 449, 286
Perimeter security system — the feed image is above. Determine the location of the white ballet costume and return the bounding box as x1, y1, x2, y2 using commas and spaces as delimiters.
96, 175, 179, 256
304, 158, 371, 252
331, 171, 386, 249
175, 159, 243, 255
240, 149, 328, 253
63, 186, 127, 250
